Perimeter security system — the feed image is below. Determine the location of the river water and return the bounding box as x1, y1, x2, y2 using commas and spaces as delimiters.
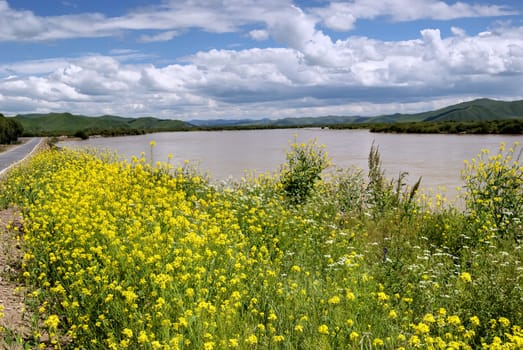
58, 129, 522, 195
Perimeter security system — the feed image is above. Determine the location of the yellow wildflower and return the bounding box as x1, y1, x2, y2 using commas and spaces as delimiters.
373, 338, 384, 347
423, 313, 436, 323
328, 295, 341, 305
245, 334, 257, 345
448, 315, 461, 326
459, 272, 472, 283
318, 324, 329, 335
121, 328, 133, 338
43, 314, 60, 330
469, 316, 480, 327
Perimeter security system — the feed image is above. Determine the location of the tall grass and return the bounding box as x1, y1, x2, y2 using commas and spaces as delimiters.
0, 141, 521, 349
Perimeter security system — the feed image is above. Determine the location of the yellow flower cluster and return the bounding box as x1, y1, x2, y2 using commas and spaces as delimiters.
4, 149, 373, 348
461, 141, 523, 242
0, 304, 4, 334
2, 147, 520, 349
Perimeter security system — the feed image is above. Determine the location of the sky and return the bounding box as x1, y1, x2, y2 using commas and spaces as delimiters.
0, 0, 522, 120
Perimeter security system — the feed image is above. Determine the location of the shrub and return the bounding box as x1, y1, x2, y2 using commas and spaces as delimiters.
461, 141, 523, 243
0, 114, 24, 144
280, 138, 329, 204
73, 130, 89, 140
366, 142, 421, 218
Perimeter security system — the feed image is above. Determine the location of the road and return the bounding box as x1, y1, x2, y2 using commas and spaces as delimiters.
0, 138, 43, 175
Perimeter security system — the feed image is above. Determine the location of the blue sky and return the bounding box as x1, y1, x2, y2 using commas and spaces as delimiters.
1, 0, 522, 120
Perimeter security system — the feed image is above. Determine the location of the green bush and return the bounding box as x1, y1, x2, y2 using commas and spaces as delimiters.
366, 143, 421, 219
0, 113, 24, 144
280, 138, 329, 204
461, 141, 523, 243
73, 130, 90, 140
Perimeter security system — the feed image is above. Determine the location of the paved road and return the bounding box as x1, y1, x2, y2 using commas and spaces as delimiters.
0, 138, 43, 175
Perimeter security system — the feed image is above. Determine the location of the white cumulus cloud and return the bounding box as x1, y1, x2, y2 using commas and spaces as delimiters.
138, 30, 178, 43
0, 0, 522, 119
313, 0, 518, 31
248, 29, 269, 41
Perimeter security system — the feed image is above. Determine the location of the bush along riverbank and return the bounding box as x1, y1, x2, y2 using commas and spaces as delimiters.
0, 140, 522, 349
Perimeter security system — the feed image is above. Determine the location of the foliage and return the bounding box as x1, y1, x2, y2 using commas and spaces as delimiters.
461, 141, 523, 242
73, 130, 89, 140
323, 167, 366, 215
0, 113, 24, 144
366, 142, 421, 218
280, 138, 329, 204
369, 119, 523, 134
0, 141, 522, 349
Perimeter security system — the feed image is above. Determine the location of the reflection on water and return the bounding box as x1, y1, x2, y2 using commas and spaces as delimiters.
58, 129, 522, 195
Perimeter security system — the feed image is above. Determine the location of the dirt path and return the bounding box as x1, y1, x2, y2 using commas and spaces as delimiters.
0, 208, 30, 348
0, 140, 57, 348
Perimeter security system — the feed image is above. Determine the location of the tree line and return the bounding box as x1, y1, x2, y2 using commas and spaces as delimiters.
0, 113, 24, 144
367, 119, 523, 134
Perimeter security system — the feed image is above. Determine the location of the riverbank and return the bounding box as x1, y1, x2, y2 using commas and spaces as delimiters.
0, 141, 521, 348
57, 129, 523, 199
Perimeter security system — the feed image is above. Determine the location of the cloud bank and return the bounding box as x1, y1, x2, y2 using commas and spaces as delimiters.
0, 0, 522, 119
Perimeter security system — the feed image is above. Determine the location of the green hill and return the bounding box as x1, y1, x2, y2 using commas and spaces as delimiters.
12, 113, 195, 136
128, 117, 190, 130
374, 98, 523, 123
7, 98, 523, 136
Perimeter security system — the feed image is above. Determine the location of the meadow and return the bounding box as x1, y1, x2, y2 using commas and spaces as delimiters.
0, 139, 522, 349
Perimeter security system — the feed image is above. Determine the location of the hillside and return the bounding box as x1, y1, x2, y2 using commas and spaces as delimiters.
189, 118, 273, 127
375, 98, 523, 123
271, 115, 366, 126
191, 98, 523, 128
191, 115, 366, 128
12, 113, 195, 136
6, 98, 523, 136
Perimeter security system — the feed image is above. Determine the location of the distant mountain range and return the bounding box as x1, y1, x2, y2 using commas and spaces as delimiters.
190, 98, 523, 127
8, 98, 523, 136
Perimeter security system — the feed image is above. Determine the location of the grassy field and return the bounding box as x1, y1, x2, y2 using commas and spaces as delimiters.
0, 140, 522, 349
